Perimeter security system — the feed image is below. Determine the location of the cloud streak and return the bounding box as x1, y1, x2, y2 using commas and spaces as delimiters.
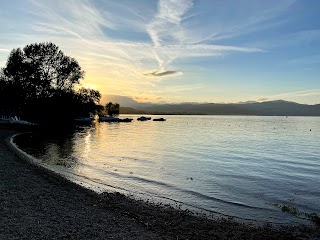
256, 89, 320, 104
144, 0, 263, 75
21, 0, 262, 86
147, 0, 193, 47
146, 0, 194, 72
2, 0, 316, 104
144, 70, 182, 77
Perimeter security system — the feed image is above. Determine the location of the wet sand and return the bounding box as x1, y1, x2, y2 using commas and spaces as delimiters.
1, 128, 319, 239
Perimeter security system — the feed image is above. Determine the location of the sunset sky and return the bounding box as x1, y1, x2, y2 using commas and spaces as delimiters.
1, 0, 320, 104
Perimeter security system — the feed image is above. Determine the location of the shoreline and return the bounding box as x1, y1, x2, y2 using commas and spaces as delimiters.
1, 128, 319, 239
8, 132, 265, 225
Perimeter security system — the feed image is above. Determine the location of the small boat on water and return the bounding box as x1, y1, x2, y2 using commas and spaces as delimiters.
99, 115, 133, 123
74, 116, 94, 124
137, 116, 151, 121
99, 115, 119, 122
118, 118, 133, 122
153, 117, 166, 121
0, 116, 37, 125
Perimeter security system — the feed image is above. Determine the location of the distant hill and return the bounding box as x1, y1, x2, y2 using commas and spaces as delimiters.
121, 100, 320, 116
119, 107, 146, 114
101, 95, 320, 116
101, 94, 154, 108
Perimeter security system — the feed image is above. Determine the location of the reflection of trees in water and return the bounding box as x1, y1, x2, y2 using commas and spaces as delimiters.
72, 127, 97, 160
15, 134, 47, 158
43, 133, 78, 168
16, 127, 97, 169
43, 127, 96, 168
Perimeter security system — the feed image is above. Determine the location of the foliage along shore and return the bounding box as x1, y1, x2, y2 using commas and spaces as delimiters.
0, 42, 103, 127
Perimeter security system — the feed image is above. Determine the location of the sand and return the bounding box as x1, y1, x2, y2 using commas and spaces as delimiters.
1, 128, 319, 239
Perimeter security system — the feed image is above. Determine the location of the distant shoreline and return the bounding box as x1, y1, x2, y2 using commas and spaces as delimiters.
1, 128, 319, 239
119, 100, 320, 116
120, 112, 320, 117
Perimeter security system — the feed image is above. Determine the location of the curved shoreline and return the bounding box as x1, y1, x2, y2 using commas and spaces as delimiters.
8, 132, 102, 194
1, 128, 319, 239
8, 132, 273, 225
9, 133, 259, 223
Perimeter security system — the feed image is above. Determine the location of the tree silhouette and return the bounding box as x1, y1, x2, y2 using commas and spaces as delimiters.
0, 42, 101, 125
106, 102, 120, 116
2, 42, 83, 100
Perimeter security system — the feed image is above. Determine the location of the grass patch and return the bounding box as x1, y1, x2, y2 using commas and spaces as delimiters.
305, 213, 320, 226
275, 204, 320, 226
281, 205, 300, 216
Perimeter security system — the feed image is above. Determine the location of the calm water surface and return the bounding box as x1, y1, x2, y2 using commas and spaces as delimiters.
15, 115, 320, 224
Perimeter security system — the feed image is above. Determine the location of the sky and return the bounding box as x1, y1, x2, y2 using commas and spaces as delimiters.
0, 0, 320, 104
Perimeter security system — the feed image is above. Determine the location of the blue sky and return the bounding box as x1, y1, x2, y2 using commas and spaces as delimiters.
1, 0, 320, 104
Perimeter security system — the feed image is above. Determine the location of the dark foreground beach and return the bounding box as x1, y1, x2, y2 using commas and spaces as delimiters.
1, 128, 319, 240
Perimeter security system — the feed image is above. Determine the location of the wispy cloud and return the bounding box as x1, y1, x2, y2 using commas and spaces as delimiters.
144, 70, 182, 77
28, 0, 114, 36
271, 89, 320, 98
256, 89, 320, 104
147, 0, 193, 48
146, 0, 193, 72
19, 0, 262, 87
2, 0, 316, 104
142, 0, 260, 76
252, 29, 320, 50
164, 0, 297, 48
145, 0, 263, 73
281, 54, 320, 67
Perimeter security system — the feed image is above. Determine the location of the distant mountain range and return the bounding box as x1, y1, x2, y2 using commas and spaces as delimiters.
101, 95, 320, 116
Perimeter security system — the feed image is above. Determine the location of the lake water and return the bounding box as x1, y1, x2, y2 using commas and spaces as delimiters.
14, 115, 320, 224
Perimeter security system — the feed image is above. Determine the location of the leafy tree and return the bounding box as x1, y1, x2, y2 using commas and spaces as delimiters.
76, 88, 103, 116
106, 102, 120, 116
0, 42, 101, 125
2, 42, 84, 100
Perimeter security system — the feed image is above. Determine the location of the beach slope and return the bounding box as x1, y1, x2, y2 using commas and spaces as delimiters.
0, 129, 160, 240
